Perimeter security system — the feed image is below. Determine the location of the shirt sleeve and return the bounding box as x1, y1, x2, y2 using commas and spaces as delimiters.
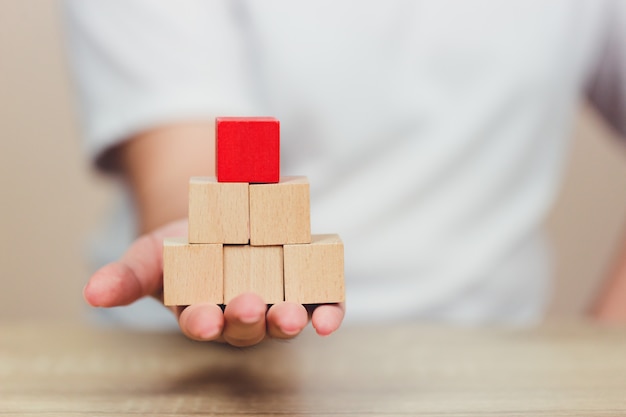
63, 0, 258, 170
586, 0, 626, 137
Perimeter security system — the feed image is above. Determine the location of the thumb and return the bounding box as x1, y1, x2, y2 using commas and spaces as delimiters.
84, 219, 188, 307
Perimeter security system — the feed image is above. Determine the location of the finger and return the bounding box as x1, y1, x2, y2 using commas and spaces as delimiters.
83, 262, 145, 307
222, 293, 268, 347
178, 303, 224, 341
311, 303, 345, 336
83, 219, 187, 307
266, 302, 308, 339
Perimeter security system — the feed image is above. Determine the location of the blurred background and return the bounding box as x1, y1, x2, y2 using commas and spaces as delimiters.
1, 1, 625, 323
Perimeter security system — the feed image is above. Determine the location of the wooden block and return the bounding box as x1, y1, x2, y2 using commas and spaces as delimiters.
163, 237, 223, 306
215, 117, 280, 183
284, 234, 344, 304
188, 177, 249, 244
223, 245, 284, 304
249, 176, 311, 246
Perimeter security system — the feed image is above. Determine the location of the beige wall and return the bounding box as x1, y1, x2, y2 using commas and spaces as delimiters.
0, 1, 113, 323
547, 108, 626, 316
1, 1, 625, 323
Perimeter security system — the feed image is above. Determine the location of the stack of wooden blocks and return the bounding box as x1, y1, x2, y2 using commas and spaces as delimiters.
163, 117, 345, 306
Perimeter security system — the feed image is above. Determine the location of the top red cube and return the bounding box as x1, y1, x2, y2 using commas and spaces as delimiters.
215, 117, 280, 183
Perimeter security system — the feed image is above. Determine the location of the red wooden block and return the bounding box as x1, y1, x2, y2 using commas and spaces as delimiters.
216, 117, 280, 183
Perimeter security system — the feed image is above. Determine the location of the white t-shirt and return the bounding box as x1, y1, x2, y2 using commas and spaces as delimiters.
64, 0, 626, 326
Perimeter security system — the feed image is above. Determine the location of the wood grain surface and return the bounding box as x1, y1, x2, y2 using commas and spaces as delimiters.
223, 245, 284, 304
249, 176, 311, 246
163, 238, 224, 305
1, 322, 626, 416
284, 234, 345, 304
188, 177, 250, 244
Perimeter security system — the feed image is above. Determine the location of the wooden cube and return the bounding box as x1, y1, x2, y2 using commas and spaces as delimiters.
223, 245, 284, 304
249, 176, 311, 246
284, 234, 344, 304
215, 117, 280, 183
163, 237, 223, 306
188, 177, 249, 244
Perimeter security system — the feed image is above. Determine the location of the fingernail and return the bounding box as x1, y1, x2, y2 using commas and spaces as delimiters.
199, 326, 220, 340
239, 315, 261, 325
313, 323, 333, 337
191, 308, 222, 340
279, 318, 303, 336
239, 310, 264, 324
281, 327, 301, 336
82, 282, 99, 306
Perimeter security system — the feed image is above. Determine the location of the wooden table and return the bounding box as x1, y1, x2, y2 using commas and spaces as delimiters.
1, 322, 625, 416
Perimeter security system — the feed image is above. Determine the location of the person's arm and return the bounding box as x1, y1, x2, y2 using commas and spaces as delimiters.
592, 243, 626, 321
586, 2, 626, 321
83, 122, 345, 345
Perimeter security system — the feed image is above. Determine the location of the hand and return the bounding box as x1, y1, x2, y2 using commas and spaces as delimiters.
83, 219, 345, 346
